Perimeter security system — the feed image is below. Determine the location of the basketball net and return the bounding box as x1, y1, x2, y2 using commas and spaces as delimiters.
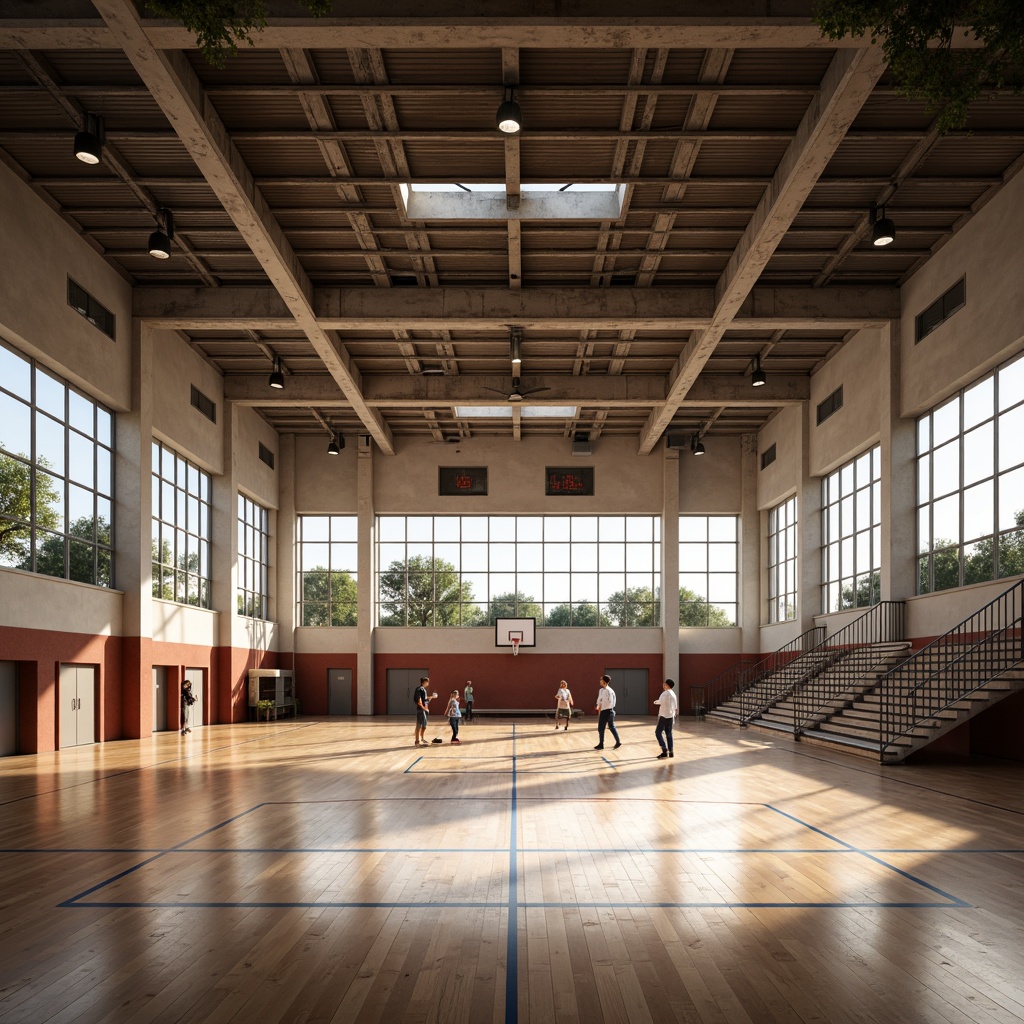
511, 638, 520, 657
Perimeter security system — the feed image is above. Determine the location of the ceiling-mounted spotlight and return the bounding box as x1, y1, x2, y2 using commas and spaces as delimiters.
496, 88, 522, 134
690, 433, 705, 456
147, 208, 174, 259
510, 326, 522, 367
751, 353, 766, 387
268, 354, 285, 390
871, 205, 895, 247
74, 112, 104, 165
327, 432, 344, 456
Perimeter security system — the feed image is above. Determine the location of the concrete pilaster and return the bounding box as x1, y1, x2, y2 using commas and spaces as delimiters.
799, 402, 822, 630
740, 433, 761, 648
661, 447, 680, 682
356, 438, 375, 714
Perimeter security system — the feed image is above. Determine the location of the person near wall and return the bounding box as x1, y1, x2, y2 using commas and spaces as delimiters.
593, 674, 621, 750
180, 679, 196, 736
414, 676, 436, 746
463, 680, 474, 722
445, 690, 462, 744
554, 680, 574, 731
653, 678, 678, 759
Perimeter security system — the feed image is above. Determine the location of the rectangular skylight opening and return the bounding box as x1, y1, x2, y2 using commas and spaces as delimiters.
402, 183, 625, 220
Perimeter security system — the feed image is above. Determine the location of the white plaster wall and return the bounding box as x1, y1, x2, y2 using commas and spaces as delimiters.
679, 435, 742, 512
808, 328, 884, 477
234, 406, 279, 510
295, 627, 358, 653
149, 327, 224, 475
294, 435, 358, 513
901, 169, 1024, 416
756, 404, 802, 510
680, 627, 742, 654
152, 599, 219, 646
905, 578, 1020, 639
0, 568, 122, 635
0, 162, 131, 411
231, 614, 279, 652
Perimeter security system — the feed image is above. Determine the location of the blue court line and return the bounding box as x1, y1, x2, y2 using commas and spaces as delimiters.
766, 804, 970, 907
506, 723, 518, 1024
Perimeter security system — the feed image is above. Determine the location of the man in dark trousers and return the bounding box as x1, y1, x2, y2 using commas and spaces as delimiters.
593, 674, 621, 750
413, 676, 436, 746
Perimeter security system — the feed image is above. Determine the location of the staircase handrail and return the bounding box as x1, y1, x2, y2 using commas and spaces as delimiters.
878, 579, 1024, 759
788, 601, 907, 734
689, 627, 824, 714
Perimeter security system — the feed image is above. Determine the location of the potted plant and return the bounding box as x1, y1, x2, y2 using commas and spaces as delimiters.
256, 698, 275, 722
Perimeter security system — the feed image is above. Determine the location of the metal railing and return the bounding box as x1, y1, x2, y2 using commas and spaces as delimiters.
878, 579, 1024, 761
688, 627, 824, 717
789, 601, 906, 736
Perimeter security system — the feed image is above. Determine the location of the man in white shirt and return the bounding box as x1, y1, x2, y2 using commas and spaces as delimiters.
593, 674, 621, 750
653, 678, 678, 759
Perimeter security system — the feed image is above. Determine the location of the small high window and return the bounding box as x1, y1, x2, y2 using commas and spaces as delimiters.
916, 278, 966, 343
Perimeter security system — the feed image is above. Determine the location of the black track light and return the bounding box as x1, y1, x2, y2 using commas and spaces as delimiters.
690, 433, 705, 456
496, 88, 522, 134
327, 432, 344, 455
74, 113, 104, 165
148, 208, 174, 259
751, 353, 766, 387
268, 355, 285, 390
871, 205, 895, 247
510, 326, 522, 367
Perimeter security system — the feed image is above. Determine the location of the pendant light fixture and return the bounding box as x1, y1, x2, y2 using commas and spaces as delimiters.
148, 208, 174, 259
496, 88, 522, 134
268, 354, 285, 390
871, 205, 895, 247
751, 353, 767, 387
74, 112, 104, 165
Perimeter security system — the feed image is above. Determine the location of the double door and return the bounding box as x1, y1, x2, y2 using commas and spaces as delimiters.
59, 664, 96, 748
602, 668, 649, 715
386, 668, 430, 715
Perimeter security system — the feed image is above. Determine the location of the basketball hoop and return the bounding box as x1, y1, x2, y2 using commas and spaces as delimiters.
511, 638, 520, 657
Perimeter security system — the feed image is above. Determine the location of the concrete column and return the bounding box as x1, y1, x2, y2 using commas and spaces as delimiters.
739, 433, 761, 650
277, 433, 296, 638
799, 402, 822, 631
661, 447, 680, 683
117, 321, 155, 738
212, 401, 240, 721
356, 436, 375, 714
880, 320, 917, 603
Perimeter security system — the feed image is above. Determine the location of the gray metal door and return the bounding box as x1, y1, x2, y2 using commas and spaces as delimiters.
0, 661, 17, 756
328, 669, 353, 715
59, 665, 96, 748
152, 666, 168, 732
604, 668, 649, 715
185, 668, 204, 727
387, 668, 430, 715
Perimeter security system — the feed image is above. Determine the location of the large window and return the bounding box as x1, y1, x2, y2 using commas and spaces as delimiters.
917, 351, 1024, 592
679, 516, 738, 626
767, 497, 798, 623
152, 441, 212, 607
238, 495, 270, 619
0, 341, 114, 586
377, 516, 661, 627
298, 515, 357, 626
821, 446, 881, 612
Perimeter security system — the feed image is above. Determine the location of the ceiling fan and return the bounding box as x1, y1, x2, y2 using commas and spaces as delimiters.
483, 376, 552, 402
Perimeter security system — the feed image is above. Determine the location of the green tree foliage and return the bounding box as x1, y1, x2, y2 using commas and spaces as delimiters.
814, 1, 1024, 132
545, 602, 611, 627
300, 567, 358, 625
606, 586, 660, 627
34, 516, 107, 584
921, 513, 1024, 591
379, 554, 476, 626
486, 591, 542, 625
0, 453, 60, 565
680, 586, 734, 627
146, 0, 332, 67
838, 570, 881, 609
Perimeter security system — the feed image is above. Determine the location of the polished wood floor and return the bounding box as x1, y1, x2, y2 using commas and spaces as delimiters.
1, 715, 1023, 1024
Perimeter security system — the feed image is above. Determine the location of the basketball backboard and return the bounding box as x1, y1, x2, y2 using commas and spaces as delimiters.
495, 617, 536, 648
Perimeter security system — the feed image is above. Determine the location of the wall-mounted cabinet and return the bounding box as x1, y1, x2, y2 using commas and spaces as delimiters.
248, 669, 294, 717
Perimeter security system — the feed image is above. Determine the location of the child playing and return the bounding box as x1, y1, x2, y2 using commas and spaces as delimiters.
554, 680, 574, 730
445, 690, 462, 744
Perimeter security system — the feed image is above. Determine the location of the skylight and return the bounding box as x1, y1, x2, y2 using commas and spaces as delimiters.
400, 183, 626, 220
454, 406, 578, 419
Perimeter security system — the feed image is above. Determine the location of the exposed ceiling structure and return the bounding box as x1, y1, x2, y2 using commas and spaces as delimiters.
2, 2, 1022, 454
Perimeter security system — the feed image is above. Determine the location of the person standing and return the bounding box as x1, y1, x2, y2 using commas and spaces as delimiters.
463, 680, 474, 722
180, 679, 196, 736
653, 678, 678, 758
445, 690, 462, 743
414, 676, 436, 746
554, 680, 574, 730
594, 674, 621, 750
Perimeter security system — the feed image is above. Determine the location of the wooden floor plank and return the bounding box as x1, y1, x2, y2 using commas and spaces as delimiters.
0, 718, 1022, 1023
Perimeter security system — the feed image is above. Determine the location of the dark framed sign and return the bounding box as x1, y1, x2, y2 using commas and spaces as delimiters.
439, 466, 488, 495
545, 466, 595, 496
